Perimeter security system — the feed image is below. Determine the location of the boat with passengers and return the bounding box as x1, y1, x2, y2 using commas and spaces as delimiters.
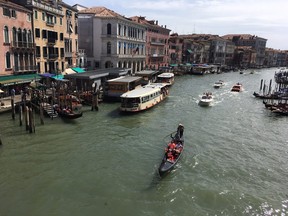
120, 83, 169, 112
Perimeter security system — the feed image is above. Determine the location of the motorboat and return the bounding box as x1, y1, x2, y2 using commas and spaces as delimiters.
198, 92, 213, 106
213, 80, 225, 88
231, 83, 243, 92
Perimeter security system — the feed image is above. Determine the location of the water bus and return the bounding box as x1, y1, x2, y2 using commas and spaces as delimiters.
157, 73, 175, 86
120, 83, 169, 112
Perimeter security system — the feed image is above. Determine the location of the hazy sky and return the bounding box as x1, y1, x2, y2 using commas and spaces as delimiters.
65, 0, 288, 50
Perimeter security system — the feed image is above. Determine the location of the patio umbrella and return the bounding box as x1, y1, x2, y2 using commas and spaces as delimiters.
0, 89, 4, 93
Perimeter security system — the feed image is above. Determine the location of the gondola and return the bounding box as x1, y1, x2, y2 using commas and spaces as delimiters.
158, 124, 184, 176
57, 110, 83, 119
54, 106, 83, 119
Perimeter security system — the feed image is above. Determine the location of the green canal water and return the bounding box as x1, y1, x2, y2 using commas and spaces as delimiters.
0, 68, 288, 216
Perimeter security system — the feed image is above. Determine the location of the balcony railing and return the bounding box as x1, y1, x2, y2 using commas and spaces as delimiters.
11, 41, 35, 49
13, 65, 38, 73
47, 38, 56, 46
65, 52, 73, 58
150, 41, 165, 46
48, 54, 59, 60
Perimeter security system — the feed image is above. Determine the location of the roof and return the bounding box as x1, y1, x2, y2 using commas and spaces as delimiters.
121, 83, 166, 98
79, 6, 124, 18
72, 67, 86, 73
135, 70, 159, 76
64, 71, 109, 80
158, 73, 174, 78
108, 76, 142, 83
0, 74, 41, 86
0, 0, 31, 13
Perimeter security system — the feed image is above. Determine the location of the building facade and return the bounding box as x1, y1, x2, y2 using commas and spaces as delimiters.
12, 0, 79, 74
131, 16, 170, 70
78, 7, 146, 73
0, 0, 36, 76
222, 34, 267, 68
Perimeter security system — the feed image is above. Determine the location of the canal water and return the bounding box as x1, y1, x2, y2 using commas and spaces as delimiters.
0, 68, 287, 216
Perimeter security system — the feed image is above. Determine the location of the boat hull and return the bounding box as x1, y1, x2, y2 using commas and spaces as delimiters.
158, 128, 184, 176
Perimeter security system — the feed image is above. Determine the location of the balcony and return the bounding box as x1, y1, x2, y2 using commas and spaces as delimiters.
46, 21, 55, 27
13, 65, 38, 74
11, 41, 35, 50
48, 54, 59, 61
47, 38, 56, 46
150, 41, 165, 46
65, 52, 73, 58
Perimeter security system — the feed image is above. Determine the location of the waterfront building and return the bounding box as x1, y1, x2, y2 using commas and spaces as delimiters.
168, 33, 183, 65
264, 48, 278, 68
78, 7, 146, 73
59, 1, 78, 70
0, 0, 40, 93
222, 34, 267, 68
12, 0, 79, 74
130, 16, 171, 70
0, 0, 37, 77
233, 46, 256, 68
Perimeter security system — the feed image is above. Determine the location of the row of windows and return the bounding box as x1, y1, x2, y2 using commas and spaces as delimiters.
141, 91, 160, 103
35, 46, 65, 58
3, 7, 17, 18
3, 27, 32, 44
117, 24, 145, 40
4, 52, 34, 69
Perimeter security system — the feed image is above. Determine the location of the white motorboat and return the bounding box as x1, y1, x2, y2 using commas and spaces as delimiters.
213, 80, 225, 88
198, 92, 213, 106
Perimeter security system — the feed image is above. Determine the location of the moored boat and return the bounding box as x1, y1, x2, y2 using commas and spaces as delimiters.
54, 105, 83, 119
198, 92, 213, 106
158, 124, 184, 176
231, 83, 243, 92
157, 72, 175, 86
120, 83, 169, 112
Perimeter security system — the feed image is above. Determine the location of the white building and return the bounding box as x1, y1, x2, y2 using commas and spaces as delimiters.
78, 7, 146, 73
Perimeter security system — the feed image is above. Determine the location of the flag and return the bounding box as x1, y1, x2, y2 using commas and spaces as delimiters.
69, 23, 73, 33
132, 46, 139, 56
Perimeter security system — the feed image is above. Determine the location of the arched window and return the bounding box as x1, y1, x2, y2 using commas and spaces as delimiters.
4, 26, 9, 43
107, 23, 111, 35
5, 52, 11, 69
107, 42, 111, 54
124, 26, 126, 36
12, 27, 17, 42
17, 28, 22, 42
118, 24, 121, 35
14, 53, 19, 69
27, 30, 32, 43
23, 29, 27, 43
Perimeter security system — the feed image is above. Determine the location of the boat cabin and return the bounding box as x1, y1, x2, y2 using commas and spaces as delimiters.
134, 70, 160, 85
157, 73, 175, 86
104, 76, 143, 101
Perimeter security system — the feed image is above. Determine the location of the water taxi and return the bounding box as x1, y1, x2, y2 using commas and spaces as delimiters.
231, 83, 243, 92
120, 83, 169, 112
157, 73, 175, 86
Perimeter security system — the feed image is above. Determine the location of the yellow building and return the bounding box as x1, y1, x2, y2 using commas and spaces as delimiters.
18, 0, 78, 74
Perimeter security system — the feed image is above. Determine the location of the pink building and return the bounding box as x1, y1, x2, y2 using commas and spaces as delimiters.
0, 0, 36, 77
131, 16, 171, 70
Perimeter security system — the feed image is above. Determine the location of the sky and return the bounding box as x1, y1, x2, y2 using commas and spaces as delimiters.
65, 0, 288, 50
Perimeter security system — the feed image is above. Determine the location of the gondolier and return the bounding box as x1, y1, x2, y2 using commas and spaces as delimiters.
177, 123, 184, 138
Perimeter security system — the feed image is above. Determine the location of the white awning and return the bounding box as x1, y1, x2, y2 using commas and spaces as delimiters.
0, 89, 4, 93
63, 68, 76, 75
